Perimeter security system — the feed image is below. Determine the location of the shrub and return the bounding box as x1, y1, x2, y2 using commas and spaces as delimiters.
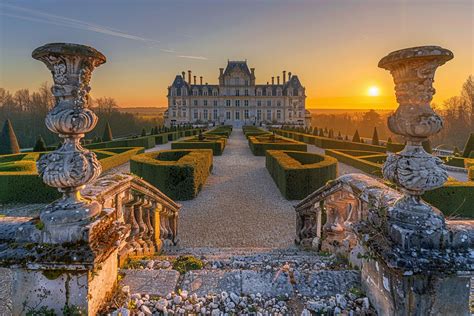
423, 180, 474, 219
352, 130, 361, 143
0, 119, 20, 154
172, 255, 203, 274
171, 137, 226, 155
248, 135, 307, 156
0, 147, 143, 203
372, 127, 380, 146
462, 133, 474, 158
130, 149, 213, 200
103, 122, 113, 142
33, 135, 47, 152
325, 149, 384, 177
266, 150, 338, 200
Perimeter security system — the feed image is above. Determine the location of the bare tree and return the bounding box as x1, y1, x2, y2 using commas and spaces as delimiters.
95, 97, 118, 114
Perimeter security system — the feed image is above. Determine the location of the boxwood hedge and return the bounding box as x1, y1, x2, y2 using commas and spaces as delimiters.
248, 135, 307, 156
325, 149, 385, 177
266, 150, 338, 200
0, 147, 144, 203
171, 137, 226, 156
130, 149, 213, 200
423, 180, 474, 219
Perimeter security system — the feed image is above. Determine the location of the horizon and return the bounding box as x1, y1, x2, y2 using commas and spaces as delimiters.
1, 0, 473, 109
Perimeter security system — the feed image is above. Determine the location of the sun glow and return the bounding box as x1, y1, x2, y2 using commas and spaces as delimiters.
368, 86, 380, 97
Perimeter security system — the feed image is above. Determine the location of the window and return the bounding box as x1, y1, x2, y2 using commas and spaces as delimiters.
182, 110, 187, 117
172, 111, 176, 117
257, 89, 262, 96
182, 100, 186, 106
226, 111, 231, 120
235, 111, 240, 120
244, 100, 249, 107
204, 100, 208, 106
277, 110, 281, 120
172, 99, 176, 105
203, 109, 208, 120
277, 89, 282, 96
235, 89, 240, 96
298, 111, 302, 118
267, 100, 271, 107
267, 109, 272, 120
245, 80, 249, 86
194, 100, 198, 106
193, 110, 198, 119
244, 109, 249, 119
257, 109, 262, 120
235, 100, 240, 107
213, 100, 218, 107
277, 100, 281, 107
289, 111, 292, 119
193, 89, 198, 96
203, 90, 208, 96
213, 109, 218, 119
213, 90, 218, 96
257, 100, 262, 106
226, 100, 231, 107
244, 89, 249, 96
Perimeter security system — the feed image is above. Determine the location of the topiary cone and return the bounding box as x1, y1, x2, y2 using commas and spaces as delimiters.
102, 121, 113, 142
33, 135, 47, 152
462, 133, 474, 158
352, 129, 361, 143
372, 127, 380, 146
0, 119, 20, 154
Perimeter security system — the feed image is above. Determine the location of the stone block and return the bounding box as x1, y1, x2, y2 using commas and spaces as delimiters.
241, 270, 294, 296
296, 270, 360, 297
182, 270, 241, 296
121, 269, 180, 296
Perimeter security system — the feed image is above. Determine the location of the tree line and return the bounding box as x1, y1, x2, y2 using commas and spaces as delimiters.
0, 83, 162, 148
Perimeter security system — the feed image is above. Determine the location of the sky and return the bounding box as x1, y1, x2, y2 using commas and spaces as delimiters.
0, 0, 472, 109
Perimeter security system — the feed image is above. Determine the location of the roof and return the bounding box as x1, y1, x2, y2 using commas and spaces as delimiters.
170, 75, 189, 89
223, 60, 252, 77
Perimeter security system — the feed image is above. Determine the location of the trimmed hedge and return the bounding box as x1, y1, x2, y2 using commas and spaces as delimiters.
423, 180, 474, 219
0, 147, 144, 203
243, 126, 271, 138
248, 136, 307, 156
86, 135, 156, 150
266, 150, 338, 200
325, 149, 385, 177
205, 125, 233, 138
274, 130, 387, 153
130, 149, 213, 200
171, 137, 226, 156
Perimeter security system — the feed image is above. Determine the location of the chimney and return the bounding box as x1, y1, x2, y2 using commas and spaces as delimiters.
200, 76, 203, 85
188, 70, 192, 85
193, 76, 197, 85
283, 71, 286, 83
219, 68, 224, 77
251, 68, 255, 77
272, 77, 274, 85
182, 71, 185, 81
288, 72, 292, 81
277, 76, 280, 85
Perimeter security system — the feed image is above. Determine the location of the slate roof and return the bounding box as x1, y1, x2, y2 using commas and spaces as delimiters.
223, 60, 252, 77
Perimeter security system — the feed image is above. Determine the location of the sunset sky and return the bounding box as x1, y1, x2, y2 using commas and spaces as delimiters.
0, 0, 472, 109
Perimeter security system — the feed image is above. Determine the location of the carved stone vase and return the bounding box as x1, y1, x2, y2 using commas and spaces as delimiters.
32, 43, 106, 242
378, 46, 453, 249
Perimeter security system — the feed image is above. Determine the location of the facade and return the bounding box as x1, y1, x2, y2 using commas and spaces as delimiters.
164, 61, 311, 127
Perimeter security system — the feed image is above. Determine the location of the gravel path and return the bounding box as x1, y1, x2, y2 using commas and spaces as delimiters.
177, 129, 296, 249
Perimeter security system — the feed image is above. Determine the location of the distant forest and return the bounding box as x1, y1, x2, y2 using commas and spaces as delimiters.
310, 75, 474, 149
0, 83, 163, 148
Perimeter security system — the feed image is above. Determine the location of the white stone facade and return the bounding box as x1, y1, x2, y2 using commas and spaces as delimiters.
165, 61, 311, 127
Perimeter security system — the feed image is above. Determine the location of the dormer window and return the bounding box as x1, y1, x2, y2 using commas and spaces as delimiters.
236, 89, 240, 96
244, 89, 249, 96
193, 89, 198, 96
203, 90, 208, 96
277, 89, 282, 96
257, 89, 262, 96
213, 89, 218, 96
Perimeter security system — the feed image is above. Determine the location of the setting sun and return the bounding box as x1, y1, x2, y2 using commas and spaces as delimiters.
368, 86, 380, 96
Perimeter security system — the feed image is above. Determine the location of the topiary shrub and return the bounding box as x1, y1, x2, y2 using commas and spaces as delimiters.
352, 130, 361, 143
102, 122, 113, 142
248, 135, 307, 156
462, 133, 474, 158
372, 127, 380, 146
130, 149, 213, 200
33, 135, 47, 152
172, 138, 226, 156
0, 119, 20, 154
266, 150, 338, 200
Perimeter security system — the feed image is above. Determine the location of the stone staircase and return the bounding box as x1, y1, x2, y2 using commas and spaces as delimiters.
105, 247, 375, 315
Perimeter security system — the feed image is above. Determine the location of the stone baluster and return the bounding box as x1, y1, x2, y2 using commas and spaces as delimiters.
32, 43, 106, 243
143, 200, 156, 251
378, 46, 453, 250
